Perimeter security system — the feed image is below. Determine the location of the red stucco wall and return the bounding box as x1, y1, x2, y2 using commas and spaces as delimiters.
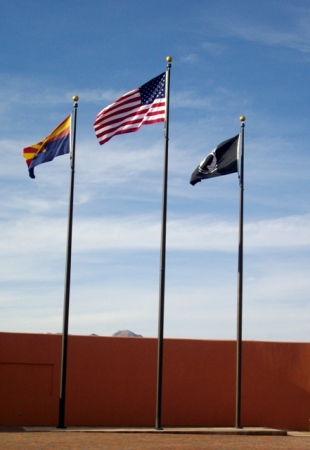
0, 332, 309, 430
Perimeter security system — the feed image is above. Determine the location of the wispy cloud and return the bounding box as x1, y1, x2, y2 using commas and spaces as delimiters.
1, 212, 309, 261
0, 74, 128, 107
202, 41, 226, 56
233, 24, 310, 53
179, 53, 199, 64
224, 6, 310, 54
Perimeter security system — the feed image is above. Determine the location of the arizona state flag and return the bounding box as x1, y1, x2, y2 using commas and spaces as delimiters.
23, 115, 71, 179
190, 135, 239, 185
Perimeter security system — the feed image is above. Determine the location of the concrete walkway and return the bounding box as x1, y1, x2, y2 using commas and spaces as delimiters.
1, 427, 310, 450
0, 427, 310, 450
23, 426, 288, 435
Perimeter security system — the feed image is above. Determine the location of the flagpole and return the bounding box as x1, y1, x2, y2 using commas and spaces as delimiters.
58, 95, 79, 429
155, 56, 172, 430
235, 115, 245, 429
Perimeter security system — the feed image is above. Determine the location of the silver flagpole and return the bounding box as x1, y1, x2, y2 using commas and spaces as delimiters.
58, 95, 79, 429
235, 115, 246, 428
155, 56, 172, 430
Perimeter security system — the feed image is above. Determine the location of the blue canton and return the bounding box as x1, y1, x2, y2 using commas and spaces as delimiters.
140, 73, 166, 105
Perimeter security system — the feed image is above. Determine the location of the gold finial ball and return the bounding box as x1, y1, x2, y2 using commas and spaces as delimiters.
166, 56, 173, 62
72, 95, 79, 102
239, 115, 246, 122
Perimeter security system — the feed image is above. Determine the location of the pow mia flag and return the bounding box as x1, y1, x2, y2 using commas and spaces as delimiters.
190, 134, 239, 186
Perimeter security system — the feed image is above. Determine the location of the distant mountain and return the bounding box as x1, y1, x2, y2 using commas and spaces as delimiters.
113, 330, 143, 337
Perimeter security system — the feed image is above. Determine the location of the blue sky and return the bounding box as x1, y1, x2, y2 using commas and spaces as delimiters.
1, 0, 309, 341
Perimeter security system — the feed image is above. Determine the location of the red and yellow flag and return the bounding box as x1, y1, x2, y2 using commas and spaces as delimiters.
23, 115, 71, 178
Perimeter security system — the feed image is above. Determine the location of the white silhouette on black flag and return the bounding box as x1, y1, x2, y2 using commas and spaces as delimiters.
190, 134, 239, 185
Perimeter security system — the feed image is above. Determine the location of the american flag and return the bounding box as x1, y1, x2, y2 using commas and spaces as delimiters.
94, 73, 166, 145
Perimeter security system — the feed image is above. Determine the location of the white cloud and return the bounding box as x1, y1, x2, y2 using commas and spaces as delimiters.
244, 214, 310, 251
179, 53, 198, 64
1, 210, 309, 263
224, 8, 310, 54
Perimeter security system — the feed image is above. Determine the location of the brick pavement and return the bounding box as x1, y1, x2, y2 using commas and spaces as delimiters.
0, 429, 310, 449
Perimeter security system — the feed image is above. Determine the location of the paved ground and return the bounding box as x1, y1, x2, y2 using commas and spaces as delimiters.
0, 428, 310, 449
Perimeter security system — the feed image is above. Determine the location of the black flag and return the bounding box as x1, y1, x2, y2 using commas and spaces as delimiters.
190, 134, 239, 185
